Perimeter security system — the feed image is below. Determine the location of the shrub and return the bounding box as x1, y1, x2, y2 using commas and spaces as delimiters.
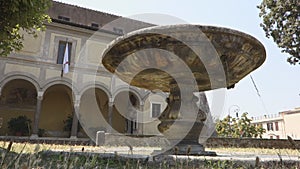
7, 115, 32, 136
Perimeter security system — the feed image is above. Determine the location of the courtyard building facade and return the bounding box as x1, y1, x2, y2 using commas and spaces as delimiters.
0, 1, 167, 138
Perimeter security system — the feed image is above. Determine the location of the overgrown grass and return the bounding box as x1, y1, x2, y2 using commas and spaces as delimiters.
0, 141, 299, 168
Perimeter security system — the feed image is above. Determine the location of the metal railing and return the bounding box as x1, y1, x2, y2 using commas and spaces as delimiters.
252, 114, 281, 121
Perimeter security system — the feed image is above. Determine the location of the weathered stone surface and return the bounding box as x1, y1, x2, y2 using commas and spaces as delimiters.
96, 131, 105, 146
101, 24, 266, 156
102, 24, 266, 92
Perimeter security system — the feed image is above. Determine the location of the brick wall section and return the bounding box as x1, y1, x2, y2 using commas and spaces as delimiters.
0, 136, 93, 146
205, 137, 300, 149
0, 136, 299, 149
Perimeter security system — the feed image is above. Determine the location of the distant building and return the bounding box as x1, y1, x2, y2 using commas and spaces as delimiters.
251, 108, 300, 140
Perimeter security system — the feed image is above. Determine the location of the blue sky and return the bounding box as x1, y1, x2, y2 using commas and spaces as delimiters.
59, 0, 300, 118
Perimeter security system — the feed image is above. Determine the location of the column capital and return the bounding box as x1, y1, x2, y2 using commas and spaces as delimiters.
73, 95, 81, 107
74, 103, 80, 112
74, 94, 81, 101
140, 101, 145, 106
37, 91, 44, 100
108, 98, 114, 106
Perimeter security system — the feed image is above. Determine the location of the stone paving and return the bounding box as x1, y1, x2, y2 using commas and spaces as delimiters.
61, 146, 299, 164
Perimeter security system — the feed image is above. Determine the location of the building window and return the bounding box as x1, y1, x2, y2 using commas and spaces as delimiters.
58, 15, 70, 22
275, 122, 279, 131
270, 136, 273, 139
267, 123, 273, 131
91, 23, 99, 28
113, 27, 124, 34
151, 103, 161, 118
57, 41, 72, 64
276, 135, 280, 139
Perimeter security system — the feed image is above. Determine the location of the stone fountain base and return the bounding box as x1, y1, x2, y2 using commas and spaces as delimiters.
154, 120, 217, 156
157, 141, 217, 156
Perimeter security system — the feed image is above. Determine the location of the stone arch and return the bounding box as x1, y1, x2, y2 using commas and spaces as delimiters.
0, 78, 38, 136
141, 90, 168, 104
39, 83, 74, 137
41, 78, 79, 101
112, 86, 142, 104
79, 82, 112, 99
0, 73, 40, 93
78, 86, 110, 140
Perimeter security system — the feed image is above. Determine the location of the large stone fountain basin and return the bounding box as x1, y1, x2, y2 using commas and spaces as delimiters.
102, 24, 266, 92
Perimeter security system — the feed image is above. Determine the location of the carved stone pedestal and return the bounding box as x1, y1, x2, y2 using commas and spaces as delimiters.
154, 83, 216, 156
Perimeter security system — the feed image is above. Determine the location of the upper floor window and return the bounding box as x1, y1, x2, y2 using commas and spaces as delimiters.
57, 41, 72, 64
151, 103, 161, 118
275, 122, 279, 131
267, 123, 273, 131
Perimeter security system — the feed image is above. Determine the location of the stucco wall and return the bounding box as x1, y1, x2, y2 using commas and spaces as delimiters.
19, 31, 45, 57
284, 113, 300, 139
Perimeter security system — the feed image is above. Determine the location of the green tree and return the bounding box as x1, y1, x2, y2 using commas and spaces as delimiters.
0, 0, 51, 56
215, 115, 232, 137
257, 0, 300, 65
216, 112, 266, 138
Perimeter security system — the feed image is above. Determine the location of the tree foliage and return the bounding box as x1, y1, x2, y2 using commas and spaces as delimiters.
0, 0, 51, 56
257, 0, 300, 64
216, 112, 266, 138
